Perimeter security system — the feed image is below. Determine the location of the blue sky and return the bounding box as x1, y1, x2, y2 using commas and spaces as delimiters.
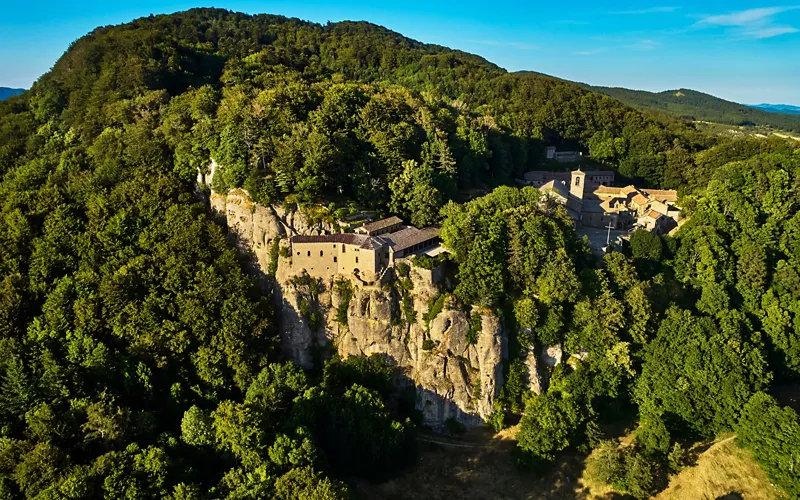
2, 1, 799, 104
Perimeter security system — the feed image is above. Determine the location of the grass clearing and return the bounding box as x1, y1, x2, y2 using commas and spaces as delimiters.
352, 428, 783, 500
655, 437, 783, 500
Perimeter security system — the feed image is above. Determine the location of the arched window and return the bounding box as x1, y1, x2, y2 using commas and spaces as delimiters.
307, 251, 311, 257
320, 250, 324, 257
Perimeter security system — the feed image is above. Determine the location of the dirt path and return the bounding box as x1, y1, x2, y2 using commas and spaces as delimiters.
702, 435, 736, 453
415, 435, 490, 449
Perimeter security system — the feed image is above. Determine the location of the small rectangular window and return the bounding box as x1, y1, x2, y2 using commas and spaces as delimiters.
334, 256, 337, 263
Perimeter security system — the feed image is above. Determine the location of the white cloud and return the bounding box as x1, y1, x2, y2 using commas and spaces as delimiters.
612, 7, 679, 15
697, 6, 800, 38
746, 25, 800, 38
700, 7, 797, 26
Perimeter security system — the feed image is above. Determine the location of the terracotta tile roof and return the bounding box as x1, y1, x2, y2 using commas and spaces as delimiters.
644, 210, 664, 219
291, 233, 379, 249
632, 194, 649, 206
593, 186, 624, 196
585, 170, 616, 177
360, 216, 403, 233
642, 189, 679, 203
381, 227, 441, 252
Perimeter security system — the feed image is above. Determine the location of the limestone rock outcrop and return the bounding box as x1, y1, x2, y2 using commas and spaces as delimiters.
205, 182, 507, 427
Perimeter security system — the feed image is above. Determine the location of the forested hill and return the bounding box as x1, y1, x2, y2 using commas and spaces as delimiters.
586, 85, 800, 133
5, 6, 716, 204
1, 8, 799, 499
0, 88, 24, 101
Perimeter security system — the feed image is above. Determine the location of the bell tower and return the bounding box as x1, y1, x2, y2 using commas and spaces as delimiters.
570, 169, 586, 199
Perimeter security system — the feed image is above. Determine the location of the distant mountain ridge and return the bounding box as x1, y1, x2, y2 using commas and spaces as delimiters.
749, 103, 800, 115
0, 88, 24, 101
583, 85, 800, 133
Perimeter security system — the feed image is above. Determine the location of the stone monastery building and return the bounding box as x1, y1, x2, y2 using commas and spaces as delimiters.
520, 168, 680, 234
290, 218, 441, 283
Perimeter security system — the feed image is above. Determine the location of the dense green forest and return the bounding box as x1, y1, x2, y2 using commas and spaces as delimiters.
0, 7, 799, 499
587, 86, 800, 133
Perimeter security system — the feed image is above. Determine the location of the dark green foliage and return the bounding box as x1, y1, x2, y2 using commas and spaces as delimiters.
486, 408, 505, 432
421, 339, 435, 351
395, 262, 410, 278
466, 312, 482, 345
499, 359, 528, 413
629, 229, 663, 262
585, 441, 661, 499
322, 354, 394, 399
736, 392, 800, 497
517, 391, 584, 463
423, 293, 447, 328
290, 383, 413, 479
444, 417, 466, 436
441, 186, 582, 308
333, 279, 354, 325
635, 308, 770, 438
1, 6, 800, 497
268, 236, 281, 276
411, 253, 447, 270
401, 292, 416, 325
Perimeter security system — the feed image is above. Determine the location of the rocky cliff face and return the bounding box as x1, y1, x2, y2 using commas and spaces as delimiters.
202, 179, 508, 428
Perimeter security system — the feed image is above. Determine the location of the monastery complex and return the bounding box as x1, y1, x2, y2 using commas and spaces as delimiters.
520, 168, 681, 234
287, 157, 680, 283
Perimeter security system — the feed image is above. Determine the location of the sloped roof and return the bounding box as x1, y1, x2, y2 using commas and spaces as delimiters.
644, 210, 664, 220
539, 179, 569, 199
291, 233, 379, 250
381, 227, 441, 252
593, 185, 625, 196
360, 216, 403, 233
642, 189, 679, 203
632, 194, 649, 206
581, 199, 609, 213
